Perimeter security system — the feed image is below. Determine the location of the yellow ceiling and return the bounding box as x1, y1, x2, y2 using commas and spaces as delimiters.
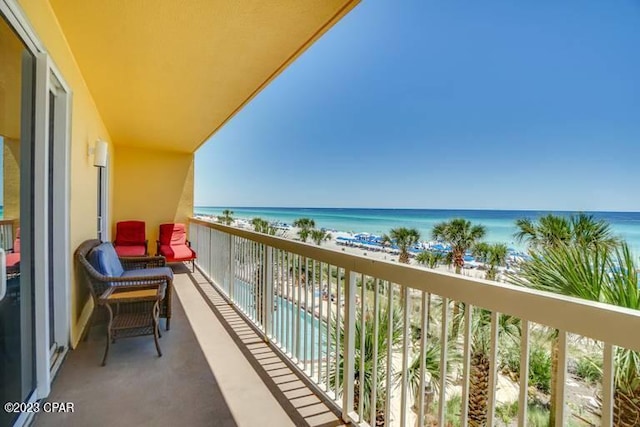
49, 0, 359, 153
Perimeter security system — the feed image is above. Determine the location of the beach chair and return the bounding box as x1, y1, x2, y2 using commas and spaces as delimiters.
156, 223, 197, 271
113, 220, 148, 256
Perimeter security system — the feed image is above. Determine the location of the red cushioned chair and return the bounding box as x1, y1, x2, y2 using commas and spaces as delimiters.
6, 227, 20, 275
113, 221, 148, 257
156, 223, 196, 271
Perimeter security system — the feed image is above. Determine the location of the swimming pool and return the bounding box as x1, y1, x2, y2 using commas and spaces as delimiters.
232, 278, 329, 361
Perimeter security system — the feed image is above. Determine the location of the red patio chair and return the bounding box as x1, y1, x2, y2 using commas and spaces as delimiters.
6, 227, 20, 275
156, 223, 196, 271
114, 220, 148, 257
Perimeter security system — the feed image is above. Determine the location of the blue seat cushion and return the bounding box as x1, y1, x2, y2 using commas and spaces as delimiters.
90, 243, 125, 277
122, 266, 173, 280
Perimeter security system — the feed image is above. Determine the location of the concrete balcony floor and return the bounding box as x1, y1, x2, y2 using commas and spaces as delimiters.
35, 265, 346, 427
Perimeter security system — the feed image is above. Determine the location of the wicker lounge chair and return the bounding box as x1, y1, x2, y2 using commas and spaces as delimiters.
156, 223, 197, 271
75, 239, 174, 341
113, 220, 148, 256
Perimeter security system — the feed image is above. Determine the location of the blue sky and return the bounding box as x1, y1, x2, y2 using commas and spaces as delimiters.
195, 0, 640, 211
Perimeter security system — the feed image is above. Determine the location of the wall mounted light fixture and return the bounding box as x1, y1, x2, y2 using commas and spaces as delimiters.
93, 139, 108, 168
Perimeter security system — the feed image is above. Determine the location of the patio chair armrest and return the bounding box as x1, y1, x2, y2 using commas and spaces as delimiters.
120, 255, 167, 270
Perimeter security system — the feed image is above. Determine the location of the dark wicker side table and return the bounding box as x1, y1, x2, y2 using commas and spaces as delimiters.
98, 283, 166, 366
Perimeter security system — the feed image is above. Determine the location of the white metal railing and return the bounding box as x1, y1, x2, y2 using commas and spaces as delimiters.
190, 218, 640, 427
0, 219, 17, 251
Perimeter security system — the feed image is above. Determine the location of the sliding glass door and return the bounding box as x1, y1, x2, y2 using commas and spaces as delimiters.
0, 12, 37, 427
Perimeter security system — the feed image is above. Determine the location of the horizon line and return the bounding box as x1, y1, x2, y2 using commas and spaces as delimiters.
193, 206, 640, 214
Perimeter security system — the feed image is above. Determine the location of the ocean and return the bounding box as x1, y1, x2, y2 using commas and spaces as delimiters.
194, 207, 640, 255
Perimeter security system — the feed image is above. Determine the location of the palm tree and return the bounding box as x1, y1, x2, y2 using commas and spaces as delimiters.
293, 217, 315, 242
509, 243, 640, 426
432, 219, 486, 339
432, 219, 486, 274
513, 213, 621, 425
514, 215, 570, 249
604, 245, 640, 426
514, 213, 619, 251
218, 209, 234, 225
382, 227, 421, 264
472, 242, 508, 281
251, 217, 276, 235
329, 302, 403, 425
415, 251, 444, 269
466, 308, 520, 427
310, 229, 332, 246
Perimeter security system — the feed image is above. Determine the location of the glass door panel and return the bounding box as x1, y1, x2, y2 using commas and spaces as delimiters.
48, 90, 55, 356
0, 12, 36, 427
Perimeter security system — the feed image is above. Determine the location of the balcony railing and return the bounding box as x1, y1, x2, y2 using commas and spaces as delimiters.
0, 218, 17, 250
189, 218, 640, 427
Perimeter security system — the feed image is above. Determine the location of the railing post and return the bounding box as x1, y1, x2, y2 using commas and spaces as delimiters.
601, 343, 614, 427
263, 246, 274, 342
486, 311, 500, 427
554, 330, 568, 426
341, 270, 357, 423
438, 297, 450, 427
517, 320, 530, 427
207, 227, 214, 281
228, 235, 235, 305
460, 303, 473, 427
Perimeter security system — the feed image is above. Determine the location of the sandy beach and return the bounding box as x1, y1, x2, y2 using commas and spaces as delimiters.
274, 225, 492, 281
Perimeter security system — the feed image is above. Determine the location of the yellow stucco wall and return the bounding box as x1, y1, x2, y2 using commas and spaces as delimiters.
14, 0, 198, 349
17, 0, 113, 347
0, 21, 24, 222
2, 138, 20, 219
0, 20, 23, 140
112, 146, 194, 250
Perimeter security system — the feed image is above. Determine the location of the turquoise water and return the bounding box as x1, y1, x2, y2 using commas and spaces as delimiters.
273, 297, 327, 361
195, 207, 640, 256
234, 278, 327, 361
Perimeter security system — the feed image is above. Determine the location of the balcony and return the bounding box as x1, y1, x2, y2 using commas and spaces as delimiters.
33, 219, 640, 427
34, 263, 346, 427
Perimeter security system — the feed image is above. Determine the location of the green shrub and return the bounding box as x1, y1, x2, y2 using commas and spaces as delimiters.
529, 347, 552, 394
499, 344, 551, 394
446, 394, 462, 427
494, 402, 583, 427
574, 355, 602, 384
496, 401, 519, 425
430, 393, 462, 427
499, 344, 520, 377
527, 405, 551, 427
